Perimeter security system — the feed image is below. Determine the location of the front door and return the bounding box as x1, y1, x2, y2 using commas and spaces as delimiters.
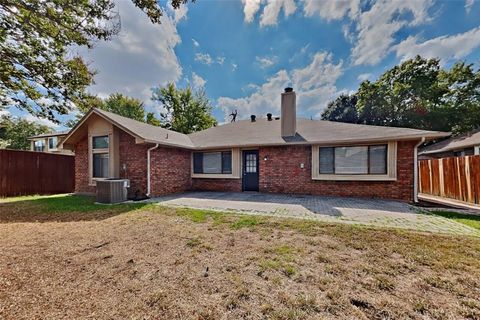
243, 150, 259, 191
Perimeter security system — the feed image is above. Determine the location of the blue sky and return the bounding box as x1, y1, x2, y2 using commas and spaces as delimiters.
5, 0, 480, 129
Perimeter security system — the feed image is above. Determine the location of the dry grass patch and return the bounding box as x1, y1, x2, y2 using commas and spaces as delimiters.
1, 195, 480, 319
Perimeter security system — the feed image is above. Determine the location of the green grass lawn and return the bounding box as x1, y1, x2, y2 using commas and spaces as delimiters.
428, 210, 480, 231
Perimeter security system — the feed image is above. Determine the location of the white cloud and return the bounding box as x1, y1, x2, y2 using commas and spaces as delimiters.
217, 56, 225, 65
242, 0, 262, 23
357, 73, 372, 81
351, 0, 434, 66
303, 0, 359, 20
394, 27, 480, 63
242, 0, 296, 27
217, 51, 343, 120
465, 0, 475, 13
260, 0, 297, 27
191, 72, 206, 89
255, 55, 277, 68
173, 4, 188, 22
195, 52, 213, 65
192, 38, 200, 47
81, 0, 184, 102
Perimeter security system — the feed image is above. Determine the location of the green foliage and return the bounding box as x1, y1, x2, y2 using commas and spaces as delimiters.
0, 115, 51, 150
69, 93, 161, 126
0, 0, 191, 123
429, 210, 480, 231
321, 94, 358, 123
151, 83, 217, 134
322, 56, 480, 134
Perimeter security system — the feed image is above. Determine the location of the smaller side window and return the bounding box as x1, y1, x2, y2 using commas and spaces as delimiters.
319, 147, 334, 174
48, 137, 58, 150
193, 153, 203, 174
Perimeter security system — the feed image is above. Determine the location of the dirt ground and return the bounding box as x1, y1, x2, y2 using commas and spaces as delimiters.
1, 199, 480, 319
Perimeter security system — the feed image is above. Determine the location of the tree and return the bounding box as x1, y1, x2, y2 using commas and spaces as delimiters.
0, 0, 190, 122
151, 83, 217, 134
0, 115, 51, 150
321, 94, 358, 123
70, 93, 161, 126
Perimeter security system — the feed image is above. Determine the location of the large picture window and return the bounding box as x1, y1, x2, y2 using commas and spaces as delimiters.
92, 135, 109, 178
319, 145, 387, 175
193, 151, 232, 174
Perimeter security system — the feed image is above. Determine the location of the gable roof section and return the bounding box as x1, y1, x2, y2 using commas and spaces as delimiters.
188, 118, 449, 149
62, 108, 194, 149
420, 129, 480, 155
62, 108, 450, 150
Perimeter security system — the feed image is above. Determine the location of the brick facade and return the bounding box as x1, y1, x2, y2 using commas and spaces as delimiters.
74, 138, 95, 194
258, 140, 417, 202
74, 124, 418, 202
191, 178, 242, 192
74, 129, 193, 198
150, 146, 191, 196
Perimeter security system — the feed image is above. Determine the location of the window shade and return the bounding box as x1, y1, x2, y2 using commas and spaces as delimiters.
319, 147, 334, 174
335, 146, 368, 174
369, 145, 387, 174
93, 153, 109, 178
202, 152, 222, 174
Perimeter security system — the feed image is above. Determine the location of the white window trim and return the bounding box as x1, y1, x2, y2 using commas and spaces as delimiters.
311, 141, 397, 181
191, 148, 241, 179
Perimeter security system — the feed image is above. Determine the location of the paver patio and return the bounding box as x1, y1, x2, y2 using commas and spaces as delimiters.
151, 192, 479, 236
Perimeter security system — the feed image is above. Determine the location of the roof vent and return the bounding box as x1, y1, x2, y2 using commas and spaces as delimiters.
284, 87, 293, 93
267, 113, 272, 121
250, 115, 256, 122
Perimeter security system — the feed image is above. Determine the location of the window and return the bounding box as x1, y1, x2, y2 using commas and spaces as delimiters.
48, 137, 58, 150
193, 151, 232, 174
92, 135, 109, 179
93, 153, 109, 178
319, 145, 387, 175
93, 136, 109, 149
34, 140, 45, 152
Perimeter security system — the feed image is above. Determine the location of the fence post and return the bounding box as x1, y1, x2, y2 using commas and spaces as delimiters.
428, 160, 433, 195
465, 156, 473, 203
439, 158, 445, 197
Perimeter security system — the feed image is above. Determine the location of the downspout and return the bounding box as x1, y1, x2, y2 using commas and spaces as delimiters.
413, 137, 426, 203
146, 144, 159, 197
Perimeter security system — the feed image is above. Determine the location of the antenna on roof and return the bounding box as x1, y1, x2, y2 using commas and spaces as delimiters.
229, 109, 238, 123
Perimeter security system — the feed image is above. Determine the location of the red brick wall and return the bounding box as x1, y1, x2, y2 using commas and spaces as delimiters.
150, 146, 191, 196
74, 138, 95, 194
118, 131, 150, 198
259, 141, 417, 202
74, 130, 193, 198
191, 178, 242, 192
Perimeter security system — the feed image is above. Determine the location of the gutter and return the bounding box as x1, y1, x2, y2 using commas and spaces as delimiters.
413, 137, 426, 203
146, 144, 159, 197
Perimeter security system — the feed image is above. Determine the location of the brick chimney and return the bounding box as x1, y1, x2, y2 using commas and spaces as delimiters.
281, 87, 296, 137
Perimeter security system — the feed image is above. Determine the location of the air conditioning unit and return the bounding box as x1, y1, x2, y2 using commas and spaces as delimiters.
96, 179, 130, 204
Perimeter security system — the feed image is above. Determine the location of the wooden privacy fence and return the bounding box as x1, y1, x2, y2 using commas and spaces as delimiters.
418, 155, 480, 205
0, 149, 75, 197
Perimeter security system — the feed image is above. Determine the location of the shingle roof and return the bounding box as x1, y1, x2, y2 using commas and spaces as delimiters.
28, 130, 70, 139
63, 108, 450, 150
420, 129, 480, 155
188, 118, 449, 149
93, 109, 194, 148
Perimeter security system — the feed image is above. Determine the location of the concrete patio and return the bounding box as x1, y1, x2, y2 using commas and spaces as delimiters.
151, 192, 479, 236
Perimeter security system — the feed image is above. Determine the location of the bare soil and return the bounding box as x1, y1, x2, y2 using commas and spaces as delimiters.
1, 202, 480, 319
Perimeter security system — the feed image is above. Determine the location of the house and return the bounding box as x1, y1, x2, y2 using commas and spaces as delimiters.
61, 88, 448, 202
419, 129, 480, 159
28, 131, 74, 155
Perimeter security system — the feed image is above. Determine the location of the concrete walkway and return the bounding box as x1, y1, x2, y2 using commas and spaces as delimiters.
151, 192, 479, 236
